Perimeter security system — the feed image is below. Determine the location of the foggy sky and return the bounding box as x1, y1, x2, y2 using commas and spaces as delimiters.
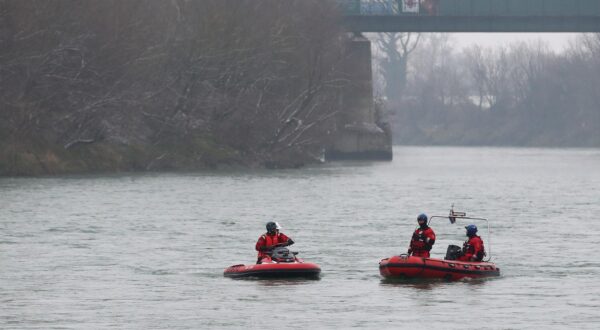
451, 33, 578, 52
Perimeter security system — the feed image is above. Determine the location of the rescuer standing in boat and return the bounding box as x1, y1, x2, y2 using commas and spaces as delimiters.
407, 213, 436, 258
458, 224, 486, 262
255, 221, 294, 264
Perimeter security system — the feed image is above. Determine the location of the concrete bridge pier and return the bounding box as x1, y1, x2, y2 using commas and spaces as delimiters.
326, 33, 392, 161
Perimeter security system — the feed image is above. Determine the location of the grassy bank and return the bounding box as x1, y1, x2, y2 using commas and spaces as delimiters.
0, 138, 243, 176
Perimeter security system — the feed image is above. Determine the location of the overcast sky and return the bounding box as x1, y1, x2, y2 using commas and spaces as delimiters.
451, 33, 579, 52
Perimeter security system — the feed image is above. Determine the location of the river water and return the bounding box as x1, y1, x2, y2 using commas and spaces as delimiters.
1, 146, 599, 329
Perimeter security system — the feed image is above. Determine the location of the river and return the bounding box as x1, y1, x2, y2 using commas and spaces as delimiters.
1, 146, 599, 329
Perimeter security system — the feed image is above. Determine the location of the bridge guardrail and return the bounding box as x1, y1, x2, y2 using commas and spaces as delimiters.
337, 0, 600, 17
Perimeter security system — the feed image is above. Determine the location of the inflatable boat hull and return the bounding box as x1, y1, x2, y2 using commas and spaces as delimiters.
224, 262, 321, 279
379, 255, 500, 281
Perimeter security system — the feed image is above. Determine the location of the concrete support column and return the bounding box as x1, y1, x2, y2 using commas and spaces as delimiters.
341, 33, 375, 125
326, 33, 393, 161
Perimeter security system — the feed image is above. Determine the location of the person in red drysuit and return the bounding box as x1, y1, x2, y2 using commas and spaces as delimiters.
457, 224, 486, 262
407, 213, 436, 258
255, 221, 294, 264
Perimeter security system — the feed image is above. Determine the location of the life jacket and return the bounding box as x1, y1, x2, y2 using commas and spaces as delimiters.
256, 232, 288, 258
410, 226, 436, 257
461, 235, 485, 261
264, 233, 281, 246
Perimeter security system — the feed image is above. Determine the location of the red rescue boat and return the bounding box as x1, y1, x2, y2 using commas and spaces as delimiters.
379, 254, 500, 281
224, 247, 321, 279
380, 207, 501, 281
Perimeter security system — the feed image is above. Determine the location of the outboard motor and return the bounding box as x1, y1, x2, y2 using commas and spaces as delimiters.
270, 247, 296, 263
445, 244, 462, 260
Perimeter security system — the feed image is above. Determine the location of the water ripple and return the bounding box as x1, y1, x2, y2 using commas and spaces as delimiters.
1, 147, 600, 329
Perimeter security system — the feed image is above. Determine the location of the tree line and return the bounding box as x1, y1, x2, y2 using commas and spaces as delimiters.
375, 33, 600, 147
0, 0, 348, 175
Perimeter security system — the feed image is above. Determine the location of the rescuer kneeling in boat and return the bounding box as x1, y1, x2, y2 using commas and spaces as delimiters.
457, 224, 486, 262
407, 213, 436, 258
255, 221, 294, 264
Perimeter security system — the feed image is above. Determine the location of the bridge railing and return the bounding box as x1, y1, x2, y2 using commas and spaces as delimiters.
338, 0, 600, 17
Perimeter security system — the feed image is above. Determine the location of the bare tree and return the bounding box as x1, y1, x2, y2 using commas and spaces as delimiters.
373, 32, 421, 105
1, 0, 348, 174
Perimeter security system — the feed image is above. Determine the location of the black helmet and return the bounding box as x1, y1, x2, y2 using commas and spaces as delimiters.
417, 213, 428, 222
266, 221, 278, 234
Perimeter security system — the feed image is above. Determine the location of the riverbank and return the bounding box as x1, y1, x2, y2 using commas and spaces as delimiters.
0, 139, 243, 176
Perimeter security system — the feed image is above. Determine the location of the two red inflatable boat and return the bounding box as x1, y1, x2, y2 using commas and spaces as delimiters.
225, 209, 501, 281
224, 247, 321, 279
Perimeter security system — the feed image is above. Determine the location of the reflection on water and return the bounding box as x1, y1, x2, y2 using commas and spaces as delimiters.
252, 278, 321, 287
380, 279, 448, 290
380, 274, 498, 287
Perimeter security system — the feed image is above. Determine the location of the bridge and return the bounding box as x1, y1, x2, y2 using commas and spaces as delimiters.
327, 1, 600, 161
340, 0, 600, 32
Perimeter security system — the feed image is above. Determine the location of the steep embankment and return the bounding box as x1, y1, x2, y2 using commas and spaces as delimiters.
0, 0, 346, 176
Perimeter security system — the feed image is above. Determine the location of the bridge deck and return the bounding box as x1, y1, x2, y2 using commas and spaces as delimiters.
340, 0, 600, 32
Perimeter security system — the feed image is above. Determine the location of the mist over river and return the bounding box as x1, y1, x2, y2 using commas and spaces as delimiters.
1, 146, 599, 329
